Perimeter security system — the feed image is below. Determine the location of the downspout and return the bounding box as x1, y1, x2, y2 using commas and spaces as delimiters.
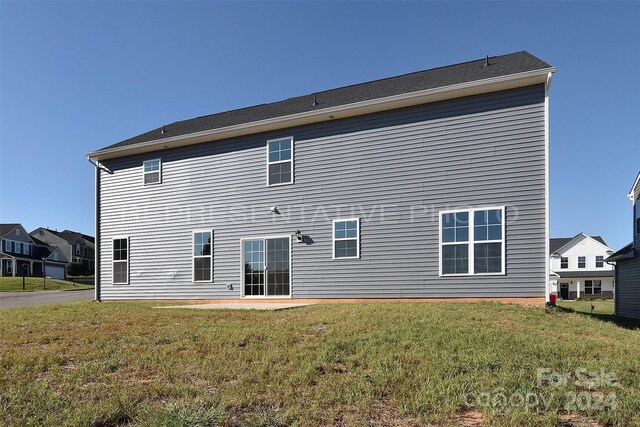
544, 72, 553, 302
87, 157, 107, 301
607, 259, 617, 315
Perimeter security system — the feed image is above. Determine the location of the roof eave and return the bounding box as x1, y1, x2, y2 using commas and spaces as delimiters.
87, 67, 555, 161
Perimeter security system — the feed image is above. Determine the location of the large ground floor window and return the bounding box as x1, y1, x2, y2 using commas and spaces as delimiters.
440, 207, 505, 276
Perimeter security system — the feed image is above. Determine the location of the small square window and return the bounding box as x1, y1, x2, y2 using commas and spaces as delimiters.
143, 159, 161, 185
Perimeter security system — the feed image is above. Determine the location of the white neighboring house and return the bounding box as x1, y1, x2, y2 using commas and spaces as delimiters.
549, 233, 615, 300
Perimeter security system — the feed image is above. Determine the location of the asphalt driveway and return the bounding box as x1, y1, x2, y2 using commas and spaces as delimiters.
0, 290, 94, 309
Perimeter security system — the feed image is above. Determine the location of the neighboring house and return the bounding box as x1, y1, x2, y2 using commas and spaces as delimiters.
86, 51, 555, 301
549, 233, 615, 300
606, 171, 640, 319
0, 224, 68, 279
30, 228, 95, 273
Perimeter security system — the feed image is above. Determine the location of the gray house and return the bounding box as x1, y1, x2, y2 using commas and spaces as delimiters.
87, 51, 555, 301
606, 172, 640, 319
1, 224, 68, 279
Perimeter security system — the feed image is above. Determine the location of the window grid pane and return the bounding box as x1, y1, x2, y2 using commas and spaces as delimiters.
334, 220, 359, 258
441, 208, 504, 276
578, 256, 586, 268
193, 232, 212, 281
267, 138, 293, 185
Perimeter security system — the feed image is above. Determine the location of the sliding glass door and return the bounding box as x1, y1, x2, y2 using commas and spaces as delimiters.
242, 237, 290, 297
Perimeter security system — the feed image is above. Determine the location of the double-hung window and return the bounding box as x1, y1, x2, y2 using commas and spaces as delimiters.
584, 280, 602, 295
14, 242, 21, 254
333, 218, 360, 259
578, 256, 586, 269
23, 244, 29, 255
54, 251, 59, 261
267, 137, 293, 186
440, 207, 505, 275
143, 159, 161, 185
113, 238, 129, 284
560, 257, 568, 269
193, 231, 213, 282
595, 256, 604, 268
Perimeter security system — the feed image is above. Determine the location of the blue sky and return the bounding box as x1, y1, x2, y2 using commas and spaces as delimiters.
1, 1, 638, 250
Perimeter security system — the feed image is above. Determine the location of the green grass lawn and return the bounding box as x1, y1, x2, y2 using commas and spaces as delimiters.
558, 300, 615, 316
0, 277, 94, 292
1, 302, 639, 426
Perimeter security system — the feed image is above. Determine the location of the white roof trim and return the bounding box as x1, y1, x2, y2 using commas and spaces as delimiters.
88, 67, 555, 161
552, 232, 613, 255
628, 171, 640, 201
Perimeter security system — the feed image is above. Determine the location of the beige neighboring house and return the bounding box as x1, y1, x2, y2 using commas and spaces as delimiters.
30, 227, 95, 274
549, 233, 615, 300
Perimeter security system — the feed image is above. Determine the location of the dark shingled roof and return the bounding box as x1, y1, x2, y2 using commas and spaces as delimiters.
550, 235, 607, 254
97, 51, 552, 152
605, 242, 635, 262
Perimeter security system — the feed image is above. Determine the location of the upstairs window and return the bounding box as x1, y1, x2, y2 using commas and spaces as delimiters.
595, 256, 604, 268
440, 207, 505, 275
23, 244, 29, 255
113, 238, 129, 284
560, 257, 568, 269
267, 137, 293, 186
193, 231, 213, 282
333, 219, 360, 259
76, 243, 81, 255
54, 252, 59, 261
578, 256, 586, 268
14, 242, 21, 254
143, 159, 161, 185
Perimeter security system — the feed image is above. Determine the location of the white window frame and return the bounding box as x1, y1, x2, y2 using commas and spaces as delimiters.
239, 235, 293, 299
14, 242, 21, 254
332, 218, 360, 260
266, 136, 294, 187
143, 159, 162, 185
595, 256, 604, 268
112, 236, 129, 285
439, 206, 506, 276
23, 243, 29, 255
192, 230, 213, 283
54, 251, 59, 261
584, 279, 602, 295
560, 257, 568, 269
578, 256, 586, 269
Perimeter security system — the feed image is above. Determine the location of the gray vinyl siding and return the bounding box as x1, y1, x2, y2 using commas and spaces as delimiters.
616, 256, 640, 319
3, 227, 32, 244
98, 85, 547, 300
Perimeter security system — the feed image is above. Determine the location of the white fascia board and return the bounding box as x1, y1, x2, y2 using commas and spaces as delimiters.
88, 67, 555, 161
628, 171, 640, 201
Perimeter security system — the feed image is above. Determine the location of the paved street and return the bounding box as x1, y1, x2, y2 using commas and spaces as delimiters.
0, 290, 94, 309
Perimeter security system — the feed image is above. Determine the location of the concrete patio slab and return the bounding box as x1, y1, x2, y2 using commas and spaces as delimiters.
157, 302, 313, 310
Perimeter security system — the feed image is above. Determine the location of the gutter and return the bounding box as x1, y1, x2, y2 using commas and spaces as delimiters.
87, 67, 555, 161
